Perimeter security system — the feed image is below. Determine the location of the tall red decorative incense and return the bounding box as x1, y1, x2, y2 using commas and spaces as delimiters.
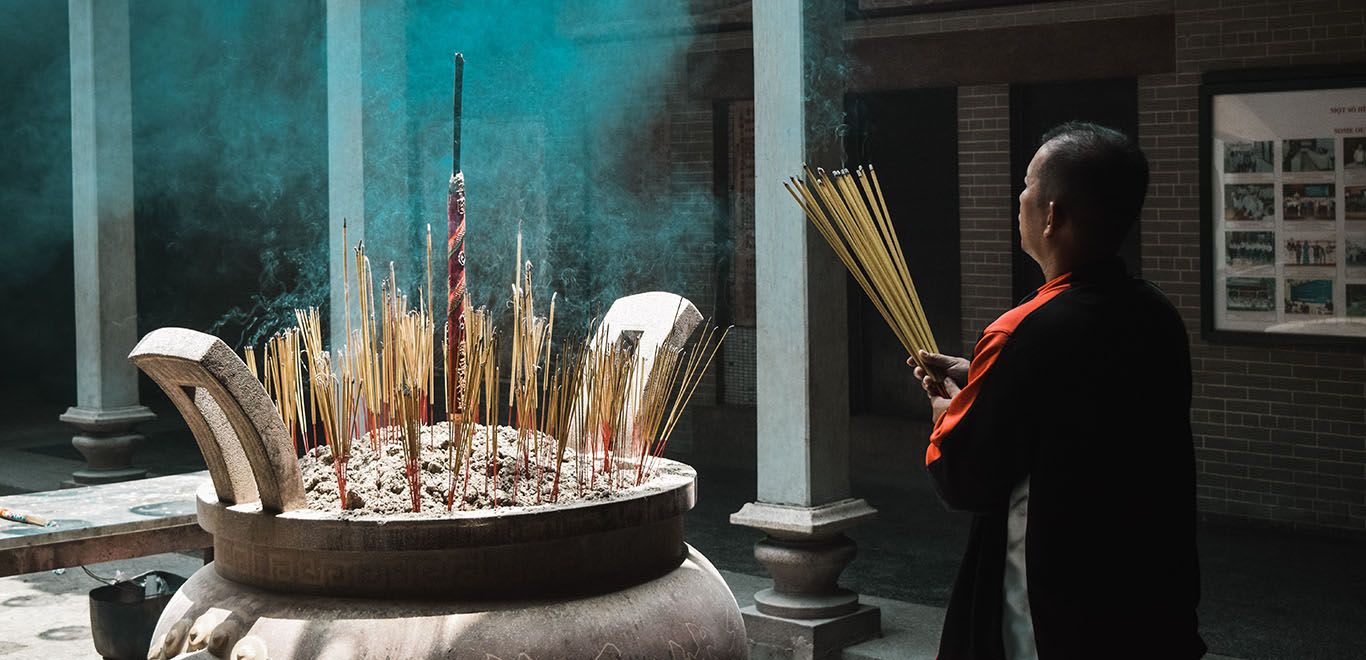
447, 53, 467, 419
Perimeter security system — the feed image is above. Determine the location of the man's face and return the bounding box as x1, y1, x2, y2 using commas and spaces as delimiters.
1018, 144, 1053, 263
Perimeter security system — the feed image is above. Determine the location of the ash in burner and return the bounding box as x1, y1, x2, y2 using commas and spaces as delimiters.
298, 422, 676, 517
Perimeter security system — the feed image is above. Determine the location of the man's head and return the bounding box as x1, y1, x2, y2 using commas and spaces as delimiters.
1018, 122, 1149, 270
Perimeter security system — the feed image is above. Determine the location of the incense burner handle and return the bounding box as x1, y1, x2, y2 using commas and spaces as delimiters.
566, 292, 703, 444
130, 327, 306, 513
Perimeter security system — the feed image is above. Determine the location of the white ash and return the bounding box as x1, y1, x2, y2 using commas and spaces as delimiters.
298, 422, 670, 517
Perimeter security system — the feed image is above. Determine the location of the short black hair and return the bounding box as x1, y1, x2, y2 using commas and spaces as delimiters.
1035, 122, 1149, 250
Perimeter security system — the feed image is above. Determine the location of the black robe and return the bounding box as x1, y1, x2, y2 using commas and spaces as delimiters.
926, 258, 1205, 660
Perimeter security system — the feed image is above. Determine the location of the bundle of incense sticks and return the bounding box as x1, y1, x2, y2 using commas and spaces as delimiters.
243, 345, 258, 380
629, 322, 731, 484
398, 384, 424, 512
338, 242, 436, 450
583, 335, 634, 489
545, 338, 585, 502
784, 165, 940, 379
447, 302, 495, 509
296, 307, 357, 509
509, 254, 554, 501
243, 234, 736, 512
262, 327, 309, 453
351, 243, 380, 448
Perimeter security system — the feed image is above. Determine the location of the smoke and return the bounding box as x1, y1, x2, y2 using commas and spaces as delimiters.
0, 0, 75, 410
804, 3, 865, 168
130, 0, 719, 349
129, 0, 329, 347
0, 1, 72, 274
2, 0, 720, 382
390, 0, 716, 336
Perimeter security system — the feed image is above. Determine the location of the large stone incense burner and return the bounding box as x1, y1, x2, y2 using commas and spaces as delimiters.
129, 326, 746, 660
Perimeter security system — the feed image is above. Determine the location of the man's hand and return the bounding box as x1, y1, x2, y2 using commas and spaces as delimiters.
927, 376, 960, 424
910, 351, 969, 392
908, 351, 968, 424
916, 350, 969, 385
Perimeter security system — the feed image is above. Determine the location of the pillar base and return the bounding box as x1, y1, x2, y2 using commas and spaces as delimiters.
751, 533, 860, 618
732, 499, 880, 655
67, 465, 147, 486
755, 586, 859, 620
743, 603, 881, 660
60, 405, 154, 485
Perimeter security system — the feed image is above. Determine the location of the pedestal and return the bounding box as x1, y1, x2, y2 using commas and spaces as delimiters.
733, 499, 881, 659
61, 405, 153, 485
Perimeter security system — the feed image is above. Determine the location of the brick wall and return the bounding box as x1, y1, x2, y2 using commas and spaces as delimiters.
669, 99, 717, 321
667, 86, 722, 406
1146, 0, 1366, 532
730, 100, 757, 328
956, 85, 1015, 355
724, 100, 758, 406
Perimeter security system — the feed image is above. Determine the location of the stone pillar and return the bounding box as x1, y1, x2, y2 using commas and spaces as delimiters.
730, 1, 879, 658
327, 0, 364, 353
62, 0, 153, 485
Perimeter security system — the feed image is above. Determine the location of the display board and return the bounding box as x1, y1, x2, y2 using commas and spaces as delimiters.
1202, 72, 1366, 343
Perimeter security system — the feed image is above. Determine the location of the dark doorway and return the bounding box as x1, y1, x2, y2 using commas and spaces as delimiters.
1010, 78, 1139, 302
845, 88, 960, 419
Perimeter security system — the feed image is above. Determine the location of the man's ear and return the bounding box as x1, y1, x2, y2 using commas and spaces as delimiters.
1043, 200, 1059, 237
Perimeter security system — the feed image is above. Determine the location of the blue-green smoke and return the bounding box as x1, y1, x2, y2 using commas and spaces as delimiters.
0, 0, 74, 410
0, 0, 719, 413
140, 0, 715, 346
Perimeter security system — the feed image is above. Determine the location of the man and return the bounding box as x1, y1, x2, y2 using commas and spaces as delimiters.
912, 122, 1204, 659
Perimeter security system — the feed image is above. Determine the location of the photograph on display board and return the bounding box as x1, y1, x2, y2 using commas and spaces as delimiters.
1226, 277, 1275, 312
1282, 138, 1335, 172
1225, 231, 1275, 266
1347, 185, 1366, 221
1284, 278, 1334, 315
1284, 238, 1336, 266
1346, 137, 1366, 170
1283, 183, 1336, 220
1224, 141, 1274, 173
1349, 284, 1366, 317
1223, 183, 1275, 221
1348, 238, 1366, 268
